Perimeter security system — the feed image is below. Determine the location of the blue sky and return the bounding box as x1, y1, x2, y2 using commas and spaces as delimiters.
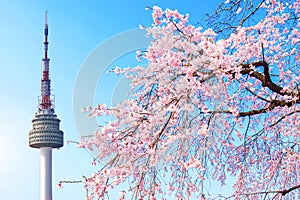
0, 1, 221, 199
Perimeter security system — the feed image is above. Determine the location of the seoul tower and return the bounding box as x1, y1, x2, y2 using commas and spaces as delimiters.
29, 11, 64, 200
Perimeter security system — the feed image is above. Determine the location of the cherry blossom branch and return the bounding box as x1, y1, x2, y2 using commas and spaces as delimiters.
232, 110, 299, 153
133, 171, 145, 200
205, 0, 263, 35
238, 0, 265, 27
220, 184, 300, 199
201, 99, 297, 118
240, 61, 297, 97
59, 177, 89, 199
59, 180, 83, 184
146, 5, 186, 37
244, 86, 270, 102
269, 110, 300, 128
237, 99, 297, 117
236, 79, 271, 102
149, 111, 174, 149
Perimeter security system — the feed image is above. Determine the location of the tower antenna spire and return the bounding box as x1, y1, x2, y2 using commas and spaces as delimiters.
41, 10, 51, 110
44, 10, 49, 60
45, 10, 48, 25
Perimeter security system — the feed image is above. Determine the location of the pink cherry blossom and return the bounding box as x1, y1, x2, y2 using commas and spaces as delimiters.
80, 2, 300, 199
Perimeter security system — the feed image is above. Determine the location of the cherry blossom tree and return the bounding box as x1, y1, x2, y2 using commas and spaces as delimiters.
78, 0, 300, 199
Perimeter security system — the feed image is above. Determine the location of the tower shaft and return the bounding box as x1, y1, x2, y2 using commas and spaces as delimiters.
40, 147, 53, 200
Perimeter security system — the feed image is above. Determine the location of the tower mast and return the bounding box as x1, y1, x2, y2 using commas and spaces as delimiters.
29, 11, 64, 200
41, 10, 51, 110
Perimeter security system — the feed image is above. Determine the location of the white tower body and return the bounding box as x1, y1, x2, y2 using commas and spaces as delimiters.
29, 11, 63, 200
40, 147, 53, 200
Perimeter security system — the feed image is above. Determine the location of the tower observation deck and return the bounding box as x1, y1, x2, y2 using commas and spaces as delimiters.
29, 11, 63, 200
